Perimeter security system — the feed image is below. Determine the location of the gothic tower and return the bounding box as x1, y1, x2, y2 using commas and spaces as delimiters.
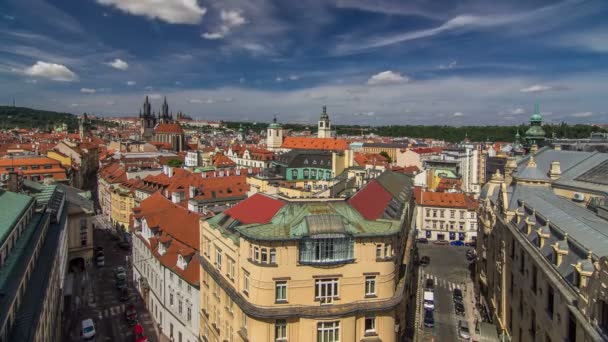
140, 96, 157, 141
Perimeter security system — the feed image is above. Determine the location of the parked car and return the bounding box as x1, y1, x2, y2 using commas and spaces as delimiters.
134, 324, 148, 342
453, 288, 463, 303
423, 291, 435, 310
116, 278, 127, 290
114, 267, 127, 279
416, 238, 428, 244
458, 320, 471, 340
119, 288, 130, 302
450, 240, 465, 247
419, 256, 430, 266
425, 278, 434, 292
117, 241, 131, 251
96, 253, 105, 267
454, 301, 465, 316
434, 240, 449, 246
81, 318, 96, 341
424, 309, 435, 328
125, 304, 138, 326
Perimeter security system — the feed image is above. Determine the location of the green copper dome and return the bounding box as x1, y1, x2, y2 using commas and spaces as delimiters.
530, 103, 542, 123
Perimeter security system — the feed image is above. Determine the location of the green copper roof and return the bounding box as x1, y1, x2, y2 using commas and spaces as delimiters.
209, 201, 400, 241
525, 125, 546, 138
530, 103, 543, 122
0, 190, 34, 248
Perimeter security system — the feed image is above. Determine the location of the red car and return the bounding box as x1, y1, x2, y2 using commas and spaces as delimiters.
133, 324, 148, 342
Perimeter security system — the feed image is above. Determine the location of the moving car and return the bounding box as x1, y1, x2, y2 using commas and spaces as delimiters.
425, 278, 434, 292
114, 267, 127, 279
458, 320, 470, 340
454, 301, 465, 316
423, 291, 435, 310
434, 240, 449, 246
419, 256, 430, 267
423, 309, 435, 328
81, 318, 96, 341
117, 241, 131, 251
416, 238, 428, 244
453, 288, 463, 303
119, 287, 130, 302
134, 324, 148, 342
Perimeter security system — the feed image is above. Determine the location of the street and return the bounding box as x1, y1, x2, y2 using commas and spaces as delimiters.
65, 226, 159, 341
416, 243, 477, 341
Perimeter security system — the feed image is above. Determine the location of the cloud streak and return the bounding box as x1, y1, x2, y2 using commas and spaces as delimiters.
23, 61, 78, 82
96, 0, 206, 24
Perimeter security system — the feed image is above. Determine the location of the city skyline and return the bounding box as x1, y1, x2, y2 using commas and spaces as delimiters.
1, 0, 608, 125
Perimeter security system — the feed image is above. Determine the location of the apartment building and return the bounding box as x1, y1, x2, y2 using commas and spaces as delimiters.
0, 156, 67, 182
198, 171, 415, 342
476, 146, 608, 341
413, 187, 478, 243
132, 192, 200, 342
0, 184, 68, 342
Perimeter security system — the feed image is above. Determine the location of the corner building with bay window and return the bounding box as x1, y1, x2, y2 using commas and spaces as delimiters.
198, 171, 416, 342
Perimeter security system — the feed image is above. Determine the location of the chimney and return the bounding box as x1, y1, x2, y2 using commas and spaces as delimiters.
549, 161, 561, 180
188, 199, 198, 212
189, 185, 195, 198
530, 144, 539, 154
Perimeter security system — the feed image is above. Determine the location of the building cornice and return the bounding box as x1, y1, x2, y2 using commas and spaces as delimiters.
196, 253, 405, 319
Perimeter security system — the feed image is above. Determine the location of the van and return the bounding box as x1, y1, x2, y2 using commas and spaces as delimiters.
81, 318, 96, 341
423, 291, 435, 310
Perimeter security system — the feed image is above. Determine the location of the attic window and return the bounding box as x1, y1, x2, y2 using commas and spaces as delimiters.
159, 243, 167, 256
177, 255, 187, 270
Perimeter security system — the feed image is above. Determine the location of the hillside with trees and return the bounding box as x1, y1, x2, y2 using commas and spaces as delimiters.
0, 106, 77, 130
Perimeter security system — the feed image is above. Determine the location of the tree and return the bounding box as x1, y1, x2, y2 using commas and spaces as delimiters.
379, 151, 392, 163
167, 159, 183, 167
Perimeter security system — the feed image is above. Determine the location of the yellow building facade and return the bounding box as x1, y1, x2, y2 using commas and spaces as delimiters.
110, 186, 135, 230
199, 171, 415, 342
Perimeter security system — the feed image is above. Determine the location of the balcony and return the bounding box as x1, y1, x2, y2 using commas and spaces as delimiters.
298, 237, 355, 266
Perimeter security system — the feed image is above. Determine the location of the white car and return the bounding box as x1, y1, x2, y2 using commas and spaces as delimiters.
458, 320, 470, 340
81, 318, 96, 341
423, 291, 435, 310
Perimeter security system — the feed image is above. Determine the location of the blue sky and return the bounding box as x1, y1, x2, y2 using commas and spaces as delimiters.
1, 0, 607, 125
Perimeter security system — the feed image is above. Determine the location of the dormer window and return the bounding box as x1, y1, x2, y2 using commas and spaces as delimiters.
177, 255, 187, 270
159, 243, 167, 256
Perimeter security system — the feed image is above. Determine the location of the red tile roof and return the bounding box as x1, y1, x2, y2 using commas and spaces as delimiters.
410, 147, 443, 155
154, 123, 184, 134
281, 137, 348, 151
348, 179, 393, 220
413, 187, 477, 209
354, 152, 388, 167
224, 193, 284, 224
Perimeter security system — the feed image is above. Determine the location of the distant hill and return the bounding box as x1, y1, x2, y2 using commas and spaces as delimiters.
0, 106, 77, 130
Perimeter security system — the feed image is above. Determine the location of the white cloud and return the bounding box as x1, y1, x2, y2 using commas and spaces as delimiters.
205, 98, 215, 104
190, 99, 203, 103
3, 15, 15, 21
511, 107, 525, 115
239, 77, 245, 83
570, 112, 593, 118
520, 84, 553, 93
367, 70, 410, 85
147, 93, 162, 100
439, 61, 457, 69
70, 103, 80, 107
202, 10, 246, 40
96, 0, 206, 24
558, 31, 608, 53
80, 88, 96, 93
453, 112, 464, 117
108, 58, 128, 70
275, 77, 283, 82
25, 79, 38, 84
202, 32, 225, 40
288, 75, 299, 81
23, 61, 78, 82
126, 80, 136, 86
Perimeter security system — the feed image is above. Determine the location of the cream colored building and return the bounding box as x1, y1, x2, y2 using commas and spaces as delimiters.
476, 146, 608, 342
198, 171, 415, 342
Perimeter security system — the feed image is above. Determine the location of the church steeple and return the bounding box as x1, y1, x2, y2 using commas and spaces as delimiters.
318, 105, 332, 138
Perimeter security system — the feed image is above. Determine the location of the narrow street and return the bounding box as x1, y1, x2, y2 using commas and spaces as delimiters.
65, 225, 159, 341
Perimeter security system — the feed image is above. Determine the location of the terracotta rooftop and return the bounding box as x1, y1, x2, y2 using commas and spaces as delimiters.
224, 193, 285, 225
413, 187, 477, 210
348, 179, 393, 220
155, 123, 184, 134
281, 137, 348, 151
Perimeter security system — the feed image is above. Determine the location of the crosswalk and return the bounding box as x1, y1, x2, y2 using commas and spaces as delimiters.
423, 273, 467, 292
98, 304, 127, 319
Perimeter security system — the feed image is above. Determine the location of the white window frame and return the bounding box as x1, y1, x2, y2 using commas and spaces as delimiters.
365, 276, 376, 296
216, 248, 223, 270
275, 281, 287, 302
315, 278, 339, 305
364, 317, 376, 334
317, 321, 340, 342
275, 319, 287, 341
